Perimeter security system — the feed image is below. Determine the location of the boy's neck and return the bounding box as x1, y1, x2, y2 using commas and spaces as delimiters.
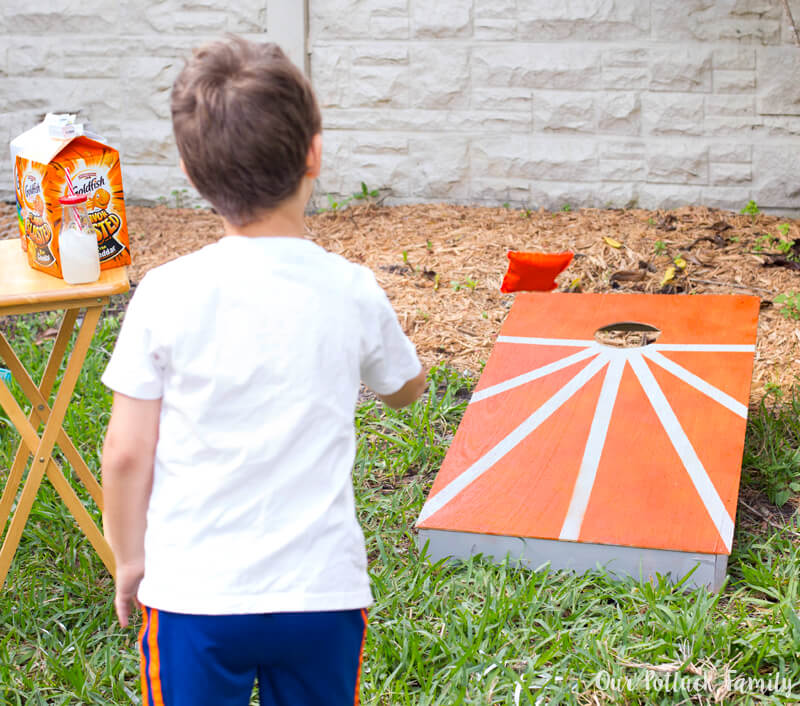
222, 187, 309, 240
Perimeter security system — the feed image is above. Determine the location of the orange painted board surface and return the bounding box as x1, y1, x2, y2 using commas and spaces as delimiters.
417, 293, 760, 556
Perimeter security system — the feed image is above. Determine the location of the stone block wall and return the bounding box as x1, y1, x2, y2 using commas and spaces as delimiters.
310, 0, 800, 213
1, 2, 799, 213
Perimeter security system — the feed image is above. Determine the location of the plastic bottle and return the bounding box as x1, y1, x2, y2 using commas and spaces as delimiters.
58, 194, 100, 284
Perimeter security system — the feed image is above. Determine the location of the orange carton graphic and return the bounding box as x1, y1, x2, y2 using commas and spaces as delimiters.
13, 130, 130, 278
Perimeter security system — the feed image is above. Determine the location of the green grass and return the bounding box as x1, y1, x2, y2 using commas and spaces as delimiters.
1, 312, 799, 704
743, 390, 800, 506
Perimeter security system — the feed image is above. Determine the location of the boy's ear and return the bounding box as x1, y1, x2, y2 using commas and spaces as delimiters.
178, 159, 196, 189
306, 134, 322, 179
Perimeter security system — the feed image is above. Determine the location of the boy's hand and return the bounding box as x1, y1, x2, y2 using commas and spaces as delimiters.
115, 562, 145, 627
378, 366, 427, 409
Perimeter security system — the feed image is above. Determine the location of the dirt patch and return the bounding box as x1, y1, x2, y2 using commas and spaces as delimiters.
2, 200, 799, 401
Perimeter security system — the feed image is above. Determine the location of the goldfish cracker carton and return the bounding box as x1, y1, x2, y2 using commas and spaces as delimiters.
11, 115, 130, 278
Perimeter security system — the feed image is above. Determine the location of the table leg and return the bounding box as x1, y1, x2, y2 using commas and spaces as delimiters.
0, 376, 115, 582
0, 397, 115, 582
0, 306, 112, 588
43, 462, 114, 577
0, 310, 79, 529
0, 317, 103, 509
0, 382, 51, 588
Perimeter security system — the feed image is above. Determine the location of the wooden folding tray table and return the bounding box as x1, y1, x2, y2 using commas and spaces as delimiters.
0, 239, 129, 588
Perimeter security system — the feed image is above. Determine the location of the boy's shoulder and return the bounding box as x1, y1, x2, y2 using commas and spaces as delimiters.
313, 245, 377, 287
143, 238, 224, 278
134, 237, 382, 301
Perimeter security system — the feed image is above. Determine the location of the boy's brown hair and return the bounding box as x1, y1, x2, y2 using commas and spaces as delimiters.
171, 36, 321, 226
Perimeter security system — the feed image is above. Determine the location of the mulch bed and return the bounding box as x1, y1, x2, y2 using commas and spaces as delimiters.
2, 200, 799, 403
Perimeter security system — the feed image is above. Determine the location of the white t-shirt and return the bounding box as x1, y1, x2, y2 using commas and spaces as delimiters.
102, 235, 421, 615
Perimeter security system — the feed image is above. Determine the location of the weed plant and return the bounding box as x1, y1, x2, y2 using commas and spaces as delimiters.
157, 188, 190, 209
743, 389, 800, 505
0, 312, 798, 704
741, 201, 761, 218
774, 292, 800, 321
319, 183, 381, 213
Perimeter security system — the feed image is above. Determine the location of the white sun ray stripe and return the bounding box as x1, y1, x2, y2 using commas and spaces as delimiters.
628, 355, 734, 552
470, 348, 600, 404
417, 354, 610, 525
497, 336, 596, 347
642, 349, 748, 419
653, 344, 755, 352
559, 354, 626, 541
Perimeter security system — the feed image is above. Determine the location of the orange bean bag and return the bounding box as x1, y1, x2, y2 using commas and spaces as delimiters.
500, 251, 574, 293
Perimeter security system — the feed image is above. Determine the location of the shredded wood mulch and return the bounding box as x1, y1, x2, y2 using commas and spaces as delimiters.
2, 201, 799, 402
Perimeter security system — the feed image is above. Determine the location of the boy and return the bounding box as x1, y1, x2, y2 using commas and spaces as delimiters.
101, 36, 426, 706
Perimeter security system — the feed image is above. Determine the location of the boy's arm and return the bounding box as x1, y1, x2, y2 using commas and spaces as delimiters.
359, 268, 425, 409
377, 365, 427, 409
102, 392, 161, 628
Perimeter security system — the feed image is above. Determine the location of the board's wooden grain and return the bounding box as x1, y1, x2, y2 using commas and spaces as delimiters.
502, 292, 759, 345
473, 345, 590, 393
431, 371, 606, 540
418, 292, 760, 556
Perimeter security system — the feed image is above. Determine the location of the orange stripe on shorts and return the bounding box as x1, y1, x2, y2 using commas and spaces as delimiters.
148, 607, 165, 706
138, 606, 150, 705
354, 609, 369, 706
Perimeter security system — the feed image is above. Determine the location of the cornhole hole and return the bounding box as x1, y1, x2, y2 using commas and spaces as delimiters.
417, 293, 760, 590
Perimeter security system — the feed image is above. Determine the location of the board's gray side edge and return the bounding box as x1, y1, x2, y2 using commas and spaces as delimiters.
714, 554, 729, 591
417, 529, 726, 592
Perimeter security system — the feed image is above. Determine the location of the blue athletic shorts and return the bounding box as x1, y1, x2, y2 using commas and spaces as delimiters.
138, 605, 368, 706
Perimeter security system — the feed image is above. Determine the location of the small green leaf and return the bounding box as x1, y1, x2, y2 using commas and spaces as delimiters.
775, 489, 791, 506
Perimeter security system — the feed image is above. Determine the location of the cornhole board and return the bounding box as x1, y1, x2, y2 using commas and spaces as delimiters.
416, 293, 760, 591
